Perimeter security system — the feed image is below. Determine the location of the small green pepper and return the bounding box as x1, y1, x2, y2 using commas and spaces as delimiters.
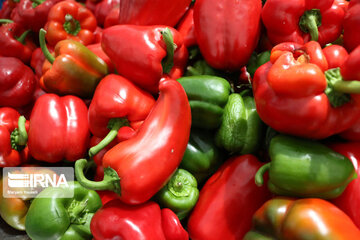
246, 50, 271, 77
185, 59, 218, 76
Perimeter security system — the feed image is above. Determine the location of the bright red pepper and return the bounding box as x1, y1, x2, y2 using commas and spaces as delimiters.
253, 41, 360, 139
176, 6, 196, 47
0, 57, 36, 108
76, 78, 191, 205
187, 155, 272, 240
323, 44, 349, 69
103, 7, 119, 28
94, 0, 119, 27
91, 200, 188, 240
343, 0, 360, 52
193, 0, 262, 70
262, 0, 346, 46
44, 0, 97, 46
0, 108, 29, 167
118, 0, 191, 27
102, 25, 188, 93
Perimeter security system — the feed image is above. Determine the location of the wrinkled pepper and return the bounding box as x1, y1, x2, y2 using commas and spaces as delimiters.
244, 198, 360, 239
188, 155, 272, 240
262, 0, 346, 46
180, 128, 224, 184
0, 107, 29, 167
253, 41, 360, 139
177, 75, 231, 129
193, 0, 262, 70
118, 0, 191, 27
156, 168, 199, 220
256, 135, 357, 199
44, 0, 97, 46
216, 91, 264, 155
102, 25, 188, 93
343, 0, 360, 51
76, 78, 191, 205
25, 181, 102, 240
90, 200, 188, 240
0, 57, 36, 108
39, 29, 108, 98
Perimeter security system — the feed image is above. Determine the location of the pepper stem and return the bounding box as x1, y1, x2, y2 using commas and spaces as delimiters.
30, 0, 45, 7
161, 27, 176, 74
63, 14, 81, 36
16, 30, 31, 45
299, 9, 322, 41
17, 116, 28, 146
255, 163, 270, 187
75, 159, 121, 195
333, 81, 360, 94
39, 28, 55, 64
0, 19, 14, 24
88, 118, 129, 158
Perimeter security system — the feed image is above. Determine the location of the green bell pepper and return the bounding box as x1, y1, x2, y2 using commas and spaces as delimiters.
156, 169, 199, 220
180, 128, 224, 184
255, 135, 357, 199
178, 75, 231, 129
246, 50, 271, 77
215, 92, 264, 154
25, 181, 102, 240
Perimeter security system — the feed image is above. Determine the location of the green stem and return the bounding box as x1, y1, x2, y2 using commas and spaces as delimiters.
186, 66, 201, 76
17, 116, 28, 146
255, 163, 271, 187
16, 30, 31, 45
39, 28, 55, 64
75, 159, 121, 195
299, 9, 322, 41
161, 27, 176, 74
88, 118, 128, 158
0, 19, 14, 24
63, 14, 81, 36
333, 81, 360, 94
30, 0, 45, 7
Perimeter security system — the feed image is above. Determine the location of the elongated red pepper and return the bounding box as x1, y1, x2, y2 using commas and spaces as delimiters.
193, 0, 262, 70
343, 0, 360, 52
253, 41, 360, 139
101, 25, 188, 93
187, 155, 272, 240
91, 200, 188, 240
262, 0, 346, 46
177, 6, 196, 47
118, 0, 191, 27
76, 78, 191, 204
0, 108, 29, 167
0, 57, 36, 108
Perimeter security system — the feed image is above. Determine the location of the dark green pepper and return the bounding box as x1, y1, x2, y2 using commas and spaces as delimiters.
178, 75, 231, 129
255, 135, 357, 199
246, 50, 270, 77
25, 181, 102, 240
215, 92, 263, 154
156, 169, 199, 220
185, 59, 218, 76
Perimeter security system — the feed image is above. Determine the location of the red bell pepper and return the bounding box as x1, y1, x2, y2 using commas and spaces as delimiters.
193, 0, 262, 70
323, 44, 349, 69
91, 200, 188, 240
0, 1, 16, 19
102, 25, 188, 93
343, 0, 360, 52
10, 0, 62, 32
253, 41, 360, 139
103, 7, 119, 28
44, 0, 97, 46
176, 6, 196, 47
118, 0, 191, 27
0, 57, 36, 108
187, 155, 272, 240
87, 43, 115, 73
0, 108, 29, 167
76, 78, 191, 204
94, 0, 119, 27
329, 142, 360, 228
0, 19, 35, 64
262, 0, 346, 46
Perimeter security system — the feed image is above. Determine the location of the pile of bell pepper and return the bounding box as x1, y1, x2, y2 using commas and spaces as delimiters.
1, 0, 360, 239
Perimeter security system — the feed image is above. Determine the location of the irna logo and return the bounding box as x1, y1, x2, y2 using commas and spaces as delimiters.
7, 172, 69, 188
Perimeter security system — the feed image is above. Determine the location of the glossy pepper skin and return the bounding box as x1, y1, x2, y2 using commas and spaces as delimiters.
343, 0, 360, 52
76, 78, 191, 205
44, 0, 97, 46
256, 135, 357, 199
0, 57, 36, 108
39, 29, 108, 98
177, 6, 196, 47
156, 168, 199, 220
91, 200, 188, 240
253, 41, 360, 139
102, 25, 188, 93
193, 0, 262, 70
262, 0, 346, 46
330, 142, 360, 228
177, 75, 231, 129
118, 0, 191, 27
188, 155, 272, 240
244, 198, 360, 239
27, 93, 90, 163
25, 181, 102, 240
0, 108, 29, 167
216, 92, 264, 155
